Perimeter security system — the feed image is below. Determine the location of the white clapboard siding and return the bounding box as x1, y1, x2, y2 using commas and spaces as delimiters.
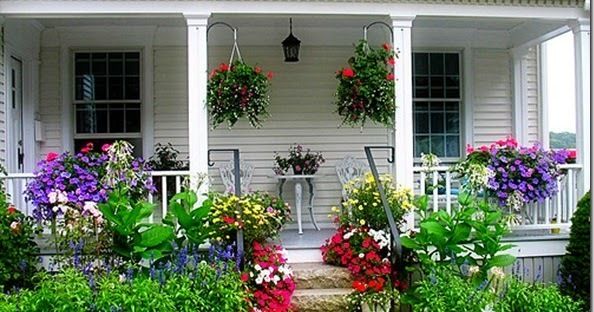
525, 47, 540, 144
0, 26, 6, 165
153, 45, 391, 227
39, 47, 62, 158
472, 49, 513, 146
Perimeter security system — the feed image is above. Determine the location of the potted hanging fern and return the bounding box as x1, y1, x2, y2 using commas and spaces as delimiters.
335, 40, 396, 128
207, 61, 274, 128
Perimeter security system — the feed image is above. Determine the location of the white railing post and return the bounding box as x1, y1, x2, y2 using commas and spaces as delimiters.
391, 15, 415, 231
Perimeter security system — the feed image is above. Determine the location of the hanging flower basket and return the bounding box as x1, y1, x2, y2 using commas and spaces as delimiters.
335, 40, 396, 128
207, 61, 273, 128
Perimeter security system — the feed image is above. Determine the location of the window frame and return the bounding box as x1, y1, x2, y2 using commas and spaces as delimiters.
71, 49, 143, 147
412, 49, 465, 163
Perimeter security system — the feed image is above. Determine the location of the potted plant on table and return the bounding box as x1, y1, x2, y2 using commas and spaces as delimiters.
273, 144, 325, 175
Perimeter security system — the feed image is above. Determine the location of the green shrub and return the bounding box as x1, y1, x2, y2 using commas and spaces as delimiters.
495, 277, 583, 312
95, 273, 175, 311
560, 191, 590, 307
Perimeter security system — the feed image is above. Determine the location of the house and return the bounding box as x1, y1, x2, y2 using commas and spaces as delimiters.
0, 0, 590, 280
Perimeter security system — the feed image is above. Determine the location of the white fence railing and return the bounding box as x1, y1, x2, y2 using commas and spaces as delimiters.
0, 171, 191, 222
1, 165, 583, 232
413, 163, 583, 231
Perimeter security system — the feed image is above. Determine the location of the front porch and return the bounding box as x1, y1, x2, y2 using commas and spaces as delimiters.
0, 11, 590, 262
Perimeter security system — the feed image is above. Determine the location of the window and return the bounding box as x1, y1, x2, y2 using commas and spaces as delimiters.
413, 52, 461, 158
73, 52, 142, 154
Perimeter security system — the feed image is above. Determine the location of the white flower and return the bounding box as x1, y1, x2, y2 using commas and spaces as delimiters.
272, 275, 281, 285
506, 191, 525, 212
9, 221, 19, 230
489, 267, 505, 279
119, 274, 126, 283
421, 153, 441, 169
482, 304, 494, 312
359, 253, 365, 258
57, 191, 68, 204
48, 191, 58, 204
254, 264, 262, 271
468, 266, 480, 276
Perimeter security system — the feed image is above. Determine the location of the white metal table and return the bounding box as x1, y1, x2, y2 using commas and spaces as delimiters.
273, 175, 321, 234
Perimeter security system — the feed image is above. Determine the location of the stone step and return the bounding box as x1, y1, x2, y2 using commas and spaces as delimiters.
292, 262, 353, 290
292, 288, 352, 312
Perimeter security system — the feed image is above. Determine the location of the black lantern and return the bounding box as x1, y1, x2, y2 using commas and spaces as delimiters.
282, 18, 301, 63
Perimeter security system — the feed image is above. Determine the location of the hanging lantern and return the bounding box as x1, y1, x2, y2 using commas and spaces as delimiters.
282, 18, 301, 63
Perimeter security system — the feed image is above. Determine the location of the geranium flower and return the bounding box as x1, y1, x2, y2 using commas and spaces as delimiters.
382, 43, 391, 51
387, 57, 395, 66
352, 280, 367, 292
46, 152, 59, 162
7, 205, 17, 214
386, 73, 395, 81
342, 68, 355, 78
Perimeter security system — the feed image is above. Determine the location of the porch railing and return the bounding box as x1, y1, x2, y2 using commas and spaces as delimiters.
412, 163, 583, 231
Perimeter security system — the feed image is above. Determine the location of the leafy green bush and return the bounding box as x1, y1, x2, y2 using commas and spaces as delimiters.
401, 193, 515, 280
560, 191, 591, 306
0, 201, 40, 291
408, 267, 583, 312
94, 272, 175, 311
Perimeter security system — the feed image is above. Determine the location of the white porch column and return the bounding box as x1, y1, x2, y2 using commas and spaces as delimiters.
185, 14, 210, 192
511, 47, 530, 145
391, 15, 415, 230
571, 19, 590, 196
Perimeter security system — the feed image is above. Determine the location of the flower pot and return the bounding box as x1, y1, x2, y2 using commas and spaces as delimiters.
361, 302, 390, 312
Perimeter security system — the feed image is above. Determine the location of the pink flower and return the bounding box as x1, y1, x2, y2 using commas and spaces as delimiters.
465, 144, 475, 154
387, 57, 395, 66
101, 144, 111, 152
7, 205, 17, 214
382, 43, 391, 51
46, 152, 59, 162
267, 72, 274, 80
386, 73, 395, 81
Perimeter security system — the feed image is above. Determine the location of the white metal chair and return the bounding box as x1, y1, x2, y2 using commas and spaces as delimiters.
336, 155, 369, 199
219, 160, 255, 194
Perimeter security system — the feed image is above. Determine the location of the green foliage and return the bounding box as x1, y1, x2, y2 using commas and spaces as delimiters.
407, 267, 582, 312
207, 61, 272, 128
549, 131, 576, 149
163, 190, 211, 249
99, 186, 174, 261
495, 277, 583, 312
335, 40, 396, 127
94, 272, 175, 311
401, 193, 515, 280
0, 201, 40, 291
560, 191, 590, 306
13, 269, 93, 312
148, 143, 188, 171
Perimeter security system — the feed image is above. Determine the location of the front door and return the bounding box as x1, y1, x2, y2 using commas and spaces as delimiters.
8, 56, 24, 173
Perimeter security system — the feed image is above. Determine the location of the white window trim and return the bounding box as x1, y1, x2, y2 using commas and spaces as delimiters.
412, 49, 464, 163
57, 26, 156, 159
71, 49, 143, 145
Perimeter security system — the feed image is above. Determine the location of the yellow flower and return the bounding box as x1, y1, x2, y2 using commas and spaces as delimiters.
331, 206, 340, 212
359, 219, 366, 225
358, 205, 364, 211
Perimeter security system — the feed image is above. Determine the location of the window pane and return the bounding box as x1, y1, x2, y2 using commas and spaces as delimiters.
445, 53, 459, 75
446, 88, 460, 99
91, 54, 107, 76
414, 53, 428, 75
445, 76, 459, 88
415, 112, 429, 134
124, 77, 140, 100
415, 102, 429, 112
109, 77, 124, 100
430, 112, 444, 133
75, 60, 90, 76
415, 76, 428, 87
76, 104, 108, 133
446, 113, 459, 133
109, 106, 125, 133
431, 135, 445, 157
445, 102, 459, 112
126, 107, 141, 133
108, 53, 124, 75
415, 87, 429, 98
125, 54, 140, 76
429, 77, 444, 98
430, 53, 444, 75
93, 77, 107, 100
415, 136, 430, 156
430, 102, 444, 111
446, 136, 460, 157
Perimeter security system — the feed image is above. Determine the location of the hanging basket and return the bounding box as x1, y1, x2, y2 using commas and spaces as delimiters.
334, 22, 397, 128
207, 23, 273, 129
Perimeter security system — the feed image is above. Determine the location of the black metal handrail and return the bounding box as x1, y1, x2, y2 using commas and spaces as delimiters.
207, 149, 244, 268
363, 146, 402, 259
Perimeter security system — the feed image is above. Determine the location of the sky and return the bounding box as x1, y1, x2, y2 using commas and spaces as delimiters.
543, 32, 576, 133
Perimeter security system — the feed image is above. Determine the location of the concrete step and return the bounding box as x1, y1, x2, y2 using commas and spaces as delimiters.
292, 262, 352, 290
292, 288, 351, 312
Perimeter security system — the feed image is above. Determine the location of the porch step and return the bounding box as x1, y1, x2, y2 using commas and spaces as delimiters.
291, 262, 353, 312
292, 262, 352, 289
292, 288, 351, 312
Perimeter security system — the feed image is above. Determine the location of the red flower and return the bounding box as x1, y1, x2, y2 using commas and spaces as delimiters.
352, 280, 367, 292
7, 205, 17, 214
342, 68, 355, 78
465, 144, 475, 154
101, 144, 111, 152
218, 63, 230, 72
386, 73, 395, 81
222, 216, 236, 225
387, 57, 395, 66
46, 152, 59, 162
382, 43, 391, 51
240, 273, 249, 282
255, 66, 262, 74
86, 142, 94, 150
81, 147, 90, 154
267, 71, 274, 80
